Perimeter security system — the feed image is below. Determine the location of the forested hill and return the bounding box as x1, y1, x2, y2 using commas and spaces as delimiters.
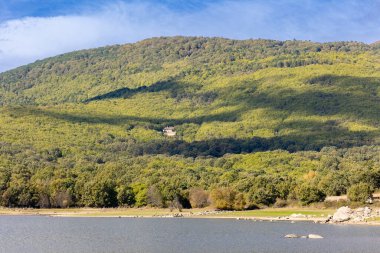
0, 37, 380, 208
0, 37, 377, 105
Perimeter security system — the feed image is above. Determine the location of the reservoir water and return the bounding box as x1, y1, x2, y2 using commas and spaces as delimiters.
0, 216, 379, 253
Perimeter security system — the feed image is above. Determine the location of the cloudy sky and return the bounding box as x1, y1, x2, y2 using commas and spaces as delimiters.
0, 0, 379, 72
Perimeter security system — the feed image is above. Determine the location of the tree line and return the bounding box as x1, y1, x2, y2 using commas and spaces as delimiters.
0, 144, 378, 209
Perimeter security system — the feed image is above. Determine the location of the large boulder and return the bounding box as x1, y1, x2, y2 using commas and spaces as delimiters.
331, 206, 373, 223
332, 206, 352, 222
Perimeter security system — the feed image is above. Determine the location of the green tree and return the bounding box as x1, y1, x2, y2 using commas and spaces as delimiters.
347, 183, 374, 203
297, 184, 326, 205
210, 187, 237, 210
117, 185, 135, 206
131, 182, 148, 207
82, 180, 118, 207
248, 185, 278, 206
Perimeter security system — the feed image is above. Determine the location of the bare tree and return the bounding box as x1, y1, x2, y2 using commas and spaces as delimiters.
189, 188, 210, 208
147, 186, 163, 207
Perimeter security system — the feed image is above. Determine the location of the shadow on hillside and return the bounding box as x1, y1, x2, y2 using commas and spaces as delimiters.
217, 75, 380, 122
307, 75, 380, 93
7, 107, 377, 157
8, 106, 241, 130
85, 75, 380, 122
85, 80, 180, 102
124, 128, 374, 157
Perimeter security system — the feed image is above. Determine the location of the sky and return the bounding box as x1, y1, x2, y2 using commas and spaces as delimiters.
0, 0, 379, 72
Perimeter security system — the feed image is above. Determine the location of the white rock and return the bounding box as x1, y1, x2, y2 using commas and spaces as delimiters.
352, 216, 364, 222
356, 207, 364, 212
289, 213, 306, 218
363, 207, 372, 217
285, 234, 300, 238
308, 234, 324, 239
332, 206, 352, 222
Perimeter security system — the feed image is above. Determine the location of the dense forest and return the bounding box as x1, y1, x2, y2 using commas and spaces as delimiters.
0, 37, 379, 209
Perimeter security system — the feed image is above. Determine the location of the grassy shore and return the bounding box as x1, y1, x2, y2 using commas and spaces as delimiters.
0, 207, 177, 217
0, 207, 334, 218
2, 207, 380, 225
208, 209, 333, 218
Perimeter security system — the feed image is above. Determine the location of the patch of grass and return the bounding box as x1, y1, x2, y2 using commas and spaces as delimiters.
0, 207, 335, 218
211, 208, 334, 218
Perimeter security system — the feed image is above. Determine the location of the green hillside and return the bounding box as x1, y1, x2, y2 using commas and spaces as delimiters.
0, 37, 379, 209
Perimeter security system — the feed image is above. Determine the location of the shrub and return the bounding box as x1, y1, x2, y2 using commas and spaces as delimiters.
273, 198, 287, 208
347, 183, 374, 203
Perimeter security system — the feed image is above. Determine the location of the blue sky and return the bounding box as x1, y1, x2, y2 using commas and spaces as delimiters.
0, 0, 216, 21
0, 0, 379, 72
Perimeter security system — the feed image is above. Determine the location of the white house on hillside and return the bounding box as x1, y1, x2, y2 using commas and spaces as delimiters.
163, 126, 176, 137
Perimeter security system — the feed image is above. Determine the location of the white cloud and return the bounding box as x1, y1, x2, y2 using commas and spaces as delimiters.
0, 2, 174, 72
0, 0, 379, 72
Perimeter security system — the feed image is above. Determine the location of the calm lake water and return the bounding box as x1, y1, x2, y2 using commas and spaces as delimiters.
0, 216, 379, 253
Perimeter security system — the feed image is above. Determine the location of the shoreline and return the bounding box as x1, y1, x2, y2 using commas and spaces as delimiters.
1, 207, 379, 226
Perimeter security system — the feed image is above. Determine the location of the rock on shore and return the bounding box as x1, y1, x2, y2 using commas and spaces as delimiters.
331, 206, 373, 223
307, 234, 323, 239
284, 234, 323, 239
332, 206, 352, 222
285, 234, 301, 238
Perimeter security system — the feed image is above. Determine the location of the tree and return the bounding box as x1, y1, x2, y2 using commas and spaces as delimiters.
131, 182, 148, 207
233, 193, 246, 210
82, 180, 118, 207
117, 185, 135, 206
347, 183, 374, 203
248, 185, 278, 206
318, 173, 348, 196
297, 184, 326, 205
50, 178, 74, 208
52, 190, 72, 208
168, 196, 183, 212
210, 187, 237, 210
189, 188, 210, 208
1, 168, 39, 207
147, 185, 163, 207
